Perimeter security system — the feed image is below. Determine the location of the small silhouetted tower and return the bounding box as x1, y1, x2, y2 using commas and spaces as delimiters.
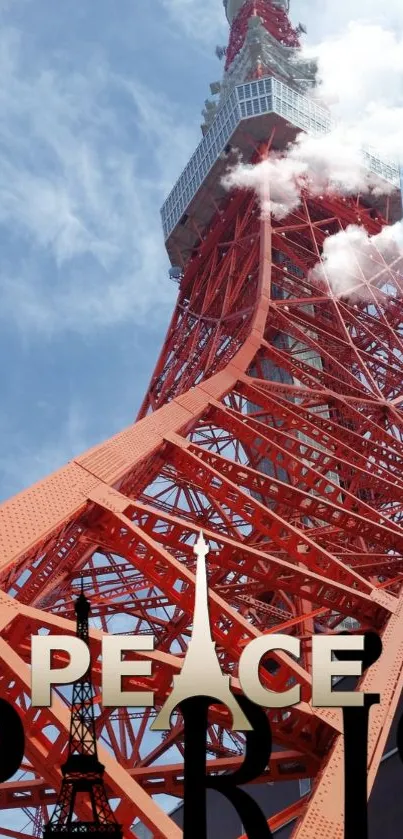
44, 583, 122, 837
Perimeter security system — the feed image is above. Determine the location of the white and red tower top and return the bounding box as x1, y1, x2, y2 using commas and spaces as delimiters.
219, 0, 315, 101
161, 0, 400, 256
224, 0, 289, 22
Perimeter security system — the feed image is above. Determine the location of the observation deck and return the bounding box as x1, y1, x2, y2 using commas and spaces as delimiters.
161, 75, 401, 266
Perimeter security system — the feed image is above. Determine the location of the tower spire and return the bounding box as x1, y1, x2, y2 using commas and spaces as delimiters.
151, 532, 251, 731
224, 0, 290, 25
192, 531, 215, 644
43, 584, 122, 838
220, 0, 314, 96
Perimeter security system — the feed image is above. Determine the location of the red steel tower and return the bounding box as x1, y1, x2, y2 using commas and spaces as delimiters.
0, 1, 403, 837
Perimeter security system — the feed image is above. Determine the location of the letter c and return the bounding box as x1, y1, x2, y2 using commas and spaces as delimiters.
239, 634, 301, 708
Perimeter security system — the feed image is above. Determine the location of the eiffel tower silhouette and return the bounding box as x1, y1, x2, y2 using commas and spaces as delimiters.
151, 531, 250, 731
44, 582, 123, 837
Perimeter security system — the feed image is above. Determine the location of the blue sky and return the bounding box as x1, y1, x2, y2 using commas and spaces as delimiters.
0, 0, 402, 504
0, 0, 227, 500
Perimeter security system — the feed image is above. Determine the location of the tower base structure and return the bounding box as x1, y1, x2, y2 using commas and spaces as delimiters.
0, 2, 403, 837
44, 757, 123, 838
44, 827, 122, 837
1, 159, 402, 837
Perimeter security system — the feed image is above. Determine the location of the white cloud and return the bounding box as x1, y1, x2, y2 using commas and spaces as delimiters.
222, 128, 390, 220
222, 152, 304, 220
222, 12, 403, 294
302, 22, 403, 159
223, 18, 403, 215
0, 25, 199, 335
302, 18, 403, 293
313, 221, 403, 298
293, 0, 403, 42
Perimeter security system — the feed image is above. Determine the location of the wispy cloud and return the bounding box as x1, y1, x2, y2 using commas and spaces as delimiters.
161, 0, 226, 47
222, 127, 391, 221
294, 0, 403, 41
0, 400, 90, 498
0, 23, 198, 336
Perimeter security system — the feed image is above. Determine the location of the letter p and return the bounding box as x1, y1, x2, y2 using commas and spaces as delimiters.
31, 635, 90, 706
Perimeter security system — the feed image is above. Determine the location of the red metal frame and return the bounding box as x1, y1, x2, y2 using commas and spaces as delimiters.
1, 1, 403, 836
0, 159, 402, 837
225, 0, 300, 72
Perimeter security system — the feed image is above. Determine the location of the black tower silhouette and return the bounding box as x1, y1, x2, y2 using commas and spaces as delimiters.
44, 582, 123, 837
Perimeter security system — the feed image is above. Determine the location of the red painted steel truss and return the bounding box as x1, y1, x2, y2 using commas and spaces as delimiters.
1, 154, 403, 839
224, 0, 300, 72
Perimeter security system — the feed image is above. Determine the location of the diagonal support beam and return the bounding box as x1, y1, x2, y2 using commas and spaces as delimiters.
0, 613, 181, 839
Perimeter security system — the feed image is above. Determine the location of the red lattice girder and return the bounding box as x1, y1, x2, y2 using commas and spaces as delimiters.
225, 0, 300, 72
0, 153, 403, 839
